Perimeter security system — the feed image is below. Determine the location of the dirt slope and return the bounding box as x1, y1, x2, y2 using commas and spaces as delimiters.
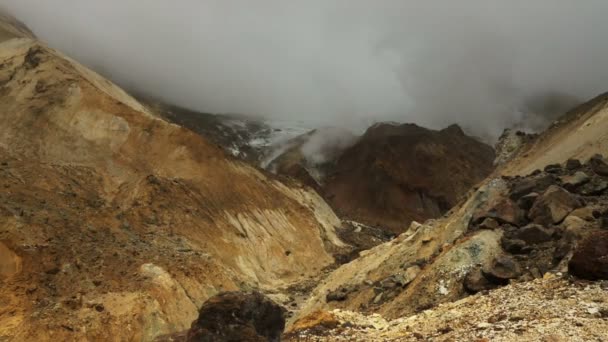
502, 92, 608, 176
0, 26, 345, 341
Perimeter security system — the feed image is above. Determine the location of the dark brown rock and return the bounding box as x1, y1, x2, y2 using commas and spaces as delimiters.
482, 255, 522, 284
472, 197, 525, 227
511, 224, 555, 244
544, 164, 562, 174
186, 291, 286, 342
464, 268, 496, 293
560, 171, 590, 191
589, 155, 608, 177
517, 192, 539, 211
528, 186, 582, 226
566, 159, 582, 170
501, 238, 530, 254
509, 174, 556, 200
578, 177, 608, 196
326, 288, 349, 302
569, 231, 608, 280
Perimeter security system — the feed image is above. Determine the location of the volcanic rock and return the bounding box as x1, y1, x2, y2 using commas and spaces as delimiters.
482, 255, 522, 284
589, 154, 608, 176
509, 174, 557, 200
463, 268, 496, 293
517, 192, 539, 211
544, 164, 562, 174
560, 171, 590, 190
568, 207, 597, 221
566, 158, 582, 170
478, 217, 499, 230
501, 238, 531, 254
472, 197, 525, 227
510, 224, 555, 244
493, 129, 536, 166
568, 231, 608, 280
578, 177, 608, 196
561, 215, 589, 240
528, 186, 582, 225
186, 291, 286, 342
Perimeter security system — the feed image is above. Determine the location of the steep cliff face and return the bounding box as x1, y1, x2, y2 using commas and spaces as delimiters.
0, 27, 345, 340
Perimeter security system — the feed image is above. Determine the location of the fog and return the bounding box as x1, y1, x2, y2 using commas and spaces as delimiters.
2, 1, 608, 139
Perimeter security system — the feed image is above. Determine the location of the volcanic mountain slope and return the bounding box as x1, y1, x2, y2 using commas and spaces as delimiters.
141, 98, 313, 166
322, 123, 495, 233
289, 92, 608, 340
257, 123, 496, 234
503, 91, 608, 176
143, 99, 495, 235
0, 20, 347, 341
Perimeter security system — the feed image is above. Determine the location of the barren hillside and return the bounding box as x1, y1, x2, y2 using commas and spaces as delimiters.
0, 19, 346, 341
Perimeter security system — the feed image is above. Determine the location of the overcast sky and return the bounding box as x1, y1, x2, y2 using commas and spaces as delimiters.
2, 1, 608, 138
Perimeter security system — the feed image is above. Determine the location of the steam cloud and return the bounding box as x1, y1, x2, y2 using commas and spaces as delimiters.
2, 1, 608, 139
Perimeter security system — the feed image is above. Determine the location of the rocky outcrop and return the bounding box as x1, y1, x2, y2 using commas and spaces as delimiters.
493, 129, 536, 166
186, 292, 285, 342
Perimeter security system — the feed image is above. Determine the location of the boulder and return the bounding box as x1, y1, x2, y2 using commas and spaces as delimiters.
589, 154, 608, 177
517, 192, 539, 211
566, 159, 582, 170
472, 197, 525, 227
544, 164, 562, 174
509, 174, 556, 200
402, 265, 422, 286
326, 290, 348, 302
569, 207, 597, 221
528, 186, 582, 226
379, 267, 420, 290
482, 255, 522, 284
560, 171, 590, 191
578, 177, 608, 196
187, 291, 286, 342
511, 224, 555, 244
501, 238, 530, 254
568, 231, 608, 280
562, 215, 589, 240
463, 268, 496, 293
